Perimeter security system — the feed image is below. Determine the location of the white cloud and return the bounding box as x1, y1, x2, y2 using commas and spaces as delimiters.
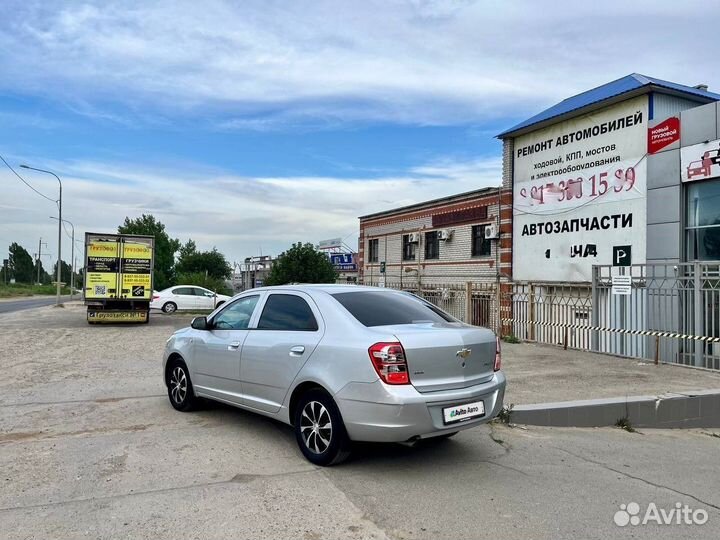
0, 0, 717, 126
0, 155, 501, 263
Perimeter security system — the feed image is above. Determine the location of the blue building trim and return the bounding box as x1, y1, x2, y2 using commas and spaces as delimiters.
497, 73, 720, 138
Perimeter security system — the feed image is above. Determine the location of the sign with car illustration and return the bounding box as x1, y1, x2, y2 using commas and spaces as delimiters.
681, 138, 720, 182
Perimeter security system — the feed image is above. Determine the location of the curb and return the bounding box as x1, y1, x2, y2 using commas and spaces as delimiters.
511, 389, 720, 428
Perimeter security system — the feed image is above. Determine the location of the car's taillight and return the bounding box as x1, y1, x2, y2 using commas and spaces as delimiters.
368, 342, 410, 385
152, 295, 160, 300
494, 336, 501, 371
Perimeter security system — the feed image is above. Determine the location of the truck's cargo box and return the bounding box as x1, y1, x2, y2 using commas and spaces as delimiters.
84, 232, 155, 324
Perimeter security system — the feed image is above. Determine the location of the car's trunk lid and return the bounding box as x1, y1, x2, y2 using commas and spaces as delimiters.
370, 322, 496, 393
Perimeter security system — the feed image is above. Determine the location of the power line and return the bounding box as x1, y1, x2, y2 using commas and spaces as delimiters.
0, 153, 58, 204
61, 220, 73, 240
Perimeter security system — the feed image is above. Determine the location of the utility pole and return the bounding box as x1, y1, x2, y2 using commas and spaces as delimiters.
21, 165, 63, 306
36, 238, 48, 285
50, 216, 75, 300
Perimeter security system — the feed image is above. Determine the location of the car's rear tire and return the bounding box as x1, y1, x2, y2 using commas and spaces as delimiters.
294, 389, 351, 466
162, 302, 177, 314
167, 359, 198, 412
215, 301, 225, 308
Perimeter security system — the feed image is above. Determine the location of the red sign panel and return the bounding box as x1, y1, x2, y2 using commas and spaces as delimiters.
432, 206, 487, 227
648, 117, 680, 154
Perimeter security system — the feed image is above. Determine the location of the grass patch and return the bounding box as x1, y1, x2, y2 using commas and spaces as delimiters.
502, 334, 521, 344
493, 404, 514, 424
615, 417, 637, 433
0, 283, 72, 298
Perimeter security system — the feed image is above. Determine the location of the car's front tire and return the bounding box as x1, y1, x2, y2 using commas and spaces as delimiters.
167, 359, 198, 412
162, 302, 177, 314
294, 389, 351, 466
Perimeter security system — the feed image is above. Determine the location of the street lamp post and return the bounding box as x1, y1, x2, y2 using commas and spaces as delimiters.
21, 165, 63, 306
50, 217, 75, 300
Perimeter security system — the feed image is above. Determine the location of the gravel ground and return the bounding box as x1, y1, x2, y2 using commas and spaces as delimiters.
0, 302, 184, 406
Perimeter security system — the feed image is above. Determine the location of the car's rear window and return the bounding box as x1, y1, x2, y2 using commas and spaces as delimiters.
331, 291, 454, 327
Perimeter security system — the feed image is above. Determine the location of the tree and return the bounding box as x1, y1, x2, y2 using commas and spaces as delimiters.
177, 239, 197, 261
264, 242, 337, 286
118, 214, 180, 290
33, 259, 51, 284
175, 241, 231, 281
52, 260, 73, 285
8, 243, 34, 283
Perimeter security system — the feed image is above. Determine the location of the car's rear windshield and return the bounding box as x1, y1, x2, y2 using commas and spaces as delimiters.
331, 291, 455, 327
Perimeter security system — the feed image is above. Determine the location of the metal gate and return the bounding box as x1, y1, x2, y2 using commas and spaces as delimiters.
592, 262, 720, 369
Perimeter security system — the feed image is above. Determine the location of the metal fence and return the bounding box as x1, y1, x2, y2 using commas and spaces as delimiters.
593, 263, 720, 370
356, 262, 720, 371
369, 281, 499, 329
503, 283, 593, 349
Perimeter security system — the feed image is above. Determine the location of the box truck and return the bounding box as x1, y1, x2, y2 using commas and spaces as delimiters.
84, 232, 155, 324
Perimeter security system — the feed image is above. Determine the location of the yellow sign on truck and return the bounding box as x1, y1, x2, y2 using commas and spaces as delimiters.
84, 232, 155, 324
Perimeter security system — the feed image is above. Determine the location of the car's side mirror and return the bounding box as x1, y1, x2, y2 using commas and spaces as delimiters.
191, 316, 210, 330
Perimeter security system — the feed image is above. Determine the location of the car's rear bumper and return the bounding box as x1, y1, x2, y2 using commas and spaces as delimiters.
335, 372, 506, 443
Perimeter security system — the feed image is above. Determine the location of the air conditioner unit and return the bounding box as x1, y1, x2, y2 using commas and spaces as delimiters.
408, 233, 420, 243
438, 229, 453, 241
484, 224, 498, 240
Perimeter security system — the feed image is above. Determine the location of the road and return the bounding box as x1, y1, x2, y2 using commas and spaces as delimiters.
1, 304, 719, 539
0, 295, 72, 313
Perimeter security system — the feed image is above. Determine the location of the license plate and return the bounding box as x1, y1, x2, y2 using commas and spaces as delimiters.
443, 400, 485, 424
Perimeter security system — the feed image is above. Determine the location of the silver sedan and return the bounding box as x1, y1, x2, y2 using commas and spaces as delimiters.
163, 284, 506, 465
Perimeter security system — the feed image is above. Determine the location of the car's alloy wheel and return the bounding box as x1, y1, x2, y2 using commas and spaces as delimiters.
163, 302, 177, 314
300, 401, 333, 454
294, 389, 350, 466
170, 367, 187, 404
167, 360, 197, 412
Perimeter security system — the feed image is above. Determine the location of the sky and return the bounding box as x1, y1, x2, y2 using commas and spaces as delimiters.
2, 0, 719, 268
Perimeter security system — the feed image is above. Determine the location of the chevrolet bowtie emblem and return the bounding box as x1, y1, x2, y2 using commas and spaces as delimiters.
456, 348, 472, 359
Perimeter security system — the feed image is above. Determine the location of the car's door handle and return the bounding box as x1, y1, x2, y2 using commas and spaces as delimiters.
289, 345, 305, 356
228, 341, 241, 350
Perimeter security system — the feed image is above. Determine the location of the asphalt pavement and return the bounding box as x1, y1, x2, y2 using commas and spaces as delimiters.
0, 295, 72, 313
1, 304, 719, 539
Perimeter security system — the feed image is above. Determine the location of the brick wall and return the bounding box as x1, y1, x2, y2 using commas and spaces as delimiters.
502, 138, 514, 189
359, 188, 512, 285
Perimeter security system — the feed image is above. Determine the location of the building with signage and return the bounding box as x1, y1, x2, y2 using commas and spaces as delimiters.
317, 238, 359, 283
358, 187, 511, 285
497, 73, 720, 283
654, 99, 720, 264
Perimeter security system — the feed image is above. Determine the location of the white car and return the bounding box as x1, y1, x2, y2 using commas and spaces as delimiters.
151, 286, 231, 313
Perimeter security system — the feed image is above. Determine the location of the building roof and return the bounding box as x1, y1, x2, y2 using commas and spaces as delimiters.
359, 185, 503, 221
497, 73, 720, 138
